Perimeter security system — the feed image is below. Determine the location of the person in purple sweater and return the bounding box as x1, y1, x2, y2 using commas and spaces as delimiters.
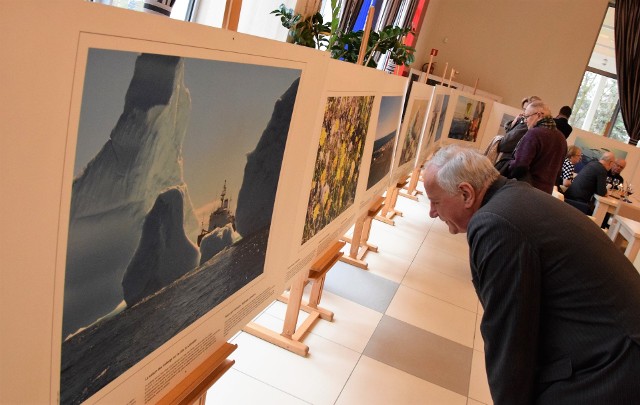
508, 101, 567, 194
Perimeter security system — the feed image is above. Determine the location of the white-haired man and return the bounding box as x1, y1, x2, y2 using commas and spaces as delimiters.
423, 145, 640, 404
508, 100, 567, 194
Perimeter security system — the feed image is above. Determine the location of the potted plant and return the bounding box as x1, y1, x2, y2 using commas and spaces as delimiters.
271, 3, 415, 68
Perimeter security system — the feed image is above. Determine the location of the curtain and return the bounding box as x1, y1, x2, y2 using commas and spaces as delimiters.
614, 0, 640, 145
338, 0, 365, 33
374, 0, 418, 30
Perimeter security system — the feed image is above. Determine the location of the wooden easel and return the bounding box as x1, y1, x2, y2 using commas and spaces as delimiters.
400, 165, 423, 201
157, 342, 236, 405
340, 195, 385, 269
376, 177, 408, 225
242, 241, 345, 357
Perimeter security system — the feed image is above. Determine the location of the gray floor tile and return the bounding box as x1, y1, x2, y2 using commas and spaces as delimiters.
364, 315, 473, 396
324, 261, 399, 313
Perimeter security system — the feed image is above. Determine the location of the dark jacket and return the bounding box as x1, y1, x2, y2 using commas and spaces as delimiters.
468, 177, 640, 405
497, 120, 528, 155
553, 117, 573, 138
509, 125, 567, 194
564, 160, 608, 203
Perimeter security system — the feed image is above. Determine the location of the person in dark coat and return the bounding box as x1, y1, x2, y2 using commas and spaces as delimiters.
563, 151, 614, 212
423, 145, 640, 405
553, 105, 573, 138
508, 101, 567, 194
497, 96, 541, 157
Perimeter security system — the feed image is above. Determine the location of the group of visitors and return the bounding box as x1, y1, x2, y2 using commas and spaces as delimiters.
487, 96, 627, 216
561, 148, 627, 217
490, 96, 570, 194
422, 144, 640, 405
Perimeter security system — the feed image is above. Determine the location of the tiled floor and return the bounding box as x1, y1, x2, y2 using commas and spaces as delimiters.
206, 184, 493, 404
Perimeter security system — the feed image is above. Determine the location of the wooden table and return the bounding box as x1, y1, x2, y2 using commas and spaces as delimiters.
593, 195, 621, 228
593, 194, 640, 228
608, 216, 640, 262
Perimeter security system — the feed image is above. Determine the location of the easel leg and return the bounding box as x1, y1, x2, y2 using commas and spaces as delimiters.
377, 184, 404, 225
400, 167, 423, 201
281, 270, 307, 338
341, 196, 383, 269
340, 214, 369, 269
242, 242, 344, 357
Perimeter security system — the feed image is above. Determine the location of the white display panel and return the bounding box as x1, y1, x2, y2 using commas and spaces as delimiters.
426, 87, 455, 152
1, 2, 329, 404
359, 79, 408, 208
290, 59, 386, 269
390, 82, 434, 183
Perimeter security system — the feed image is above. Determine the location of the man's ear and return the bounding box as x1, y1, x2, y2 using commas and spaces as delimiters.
459, 182, 476, 208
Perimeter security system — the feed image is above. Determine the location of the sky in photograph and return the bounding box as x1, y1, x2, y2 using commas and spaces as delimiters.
375, 96, 403, 139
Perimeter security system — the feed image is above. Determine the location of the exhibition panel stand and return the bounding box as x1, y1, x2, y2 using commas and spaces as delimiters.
401, 166, 424, 201
340, 195, 386, 269
243, 241, 345, 356
377, 177, 409, 226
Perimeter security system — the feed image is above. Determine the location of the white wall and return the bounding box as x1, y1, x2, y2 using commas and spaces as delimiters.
412, 0, 609, 111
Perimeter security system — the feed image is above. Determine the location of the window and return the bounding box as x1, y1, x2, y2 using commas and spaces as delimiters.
570, 5, 629, 143
97, 0, 190, 21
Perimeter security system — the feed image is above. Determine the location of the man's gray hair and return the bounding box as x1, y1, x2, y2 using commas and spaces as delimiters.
526, 100, 551, 116
425, 145, 500, 195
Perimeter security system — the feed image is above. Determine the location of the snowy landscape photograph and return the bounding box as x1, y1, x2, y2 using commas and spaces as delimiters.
398, 99, 429, 167
367, 96, 402, 190
60, 49, 301, 404
433, 94, 450, 143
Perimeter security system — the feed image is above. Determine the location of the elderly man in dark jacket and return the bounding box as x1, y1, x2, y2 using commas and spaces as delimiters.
508, 101, 567, 194
564, 152, 614, 204
423, 145, 640, 405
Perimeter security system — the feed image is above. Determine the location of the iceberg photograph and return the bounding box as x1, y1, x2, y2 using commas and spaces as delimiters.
60, 49, 301, 404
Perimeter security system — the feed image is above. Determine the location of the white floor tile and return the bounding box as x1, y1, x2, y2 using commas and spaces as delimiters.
231, 317, 361, 405
364, 249, 413, 283
369, 228, 424, 261
386, 285, 477, 347
413, 241, 471, 281
422, 231, 469, 258
467, 398, 490, 405
402, 264, 478, 312
336, 356, 467, 405
206, 369, 309, 405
